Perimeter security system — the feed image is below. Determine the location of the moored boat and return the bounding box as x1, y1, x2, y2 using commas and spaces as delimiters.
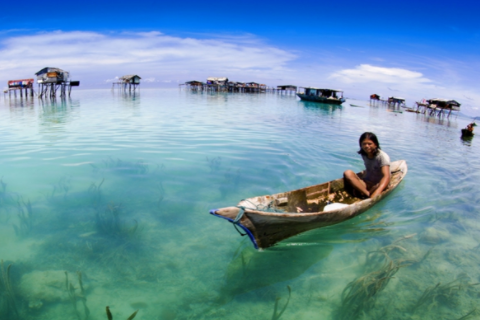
210, 160, 407, 249
461, 129, 474, 137
297, 87, 345, 105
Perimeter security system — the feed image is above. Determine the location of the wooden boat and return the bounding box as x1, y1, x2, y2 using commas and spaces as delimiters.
461, 129, 474, 137
297, 87, 345, 105
210, 160, 407, 249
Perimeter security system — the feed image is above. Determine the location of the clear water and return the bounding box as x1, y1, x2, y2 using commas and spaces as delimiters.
0, 89, 479, 320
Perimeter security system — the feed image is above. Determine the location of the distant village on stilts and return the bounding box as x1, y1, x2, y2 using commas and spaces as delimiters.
3, 69, 462, 119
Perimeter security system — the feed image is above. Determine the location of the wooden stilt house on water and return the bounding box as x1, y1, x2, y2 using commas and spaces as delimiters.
4, 79, 35, 98
112, 75, 141, 92
415, 98, 461, 118
35, 67, 80, 98
184, 80, 205, 91
387, 97, 406, 108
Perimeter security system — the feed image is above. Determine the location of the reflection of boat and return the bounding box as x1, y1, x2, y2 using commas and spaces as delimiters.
210, 160, 407, 249
219, 241, 332, 300
297, 87, 345, 105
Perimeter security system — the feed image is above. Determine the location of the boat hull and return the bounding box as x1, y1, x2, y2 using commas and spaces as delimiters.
211, 160, 407, 249
297, 93, 345, 105
461, 129, 474, 137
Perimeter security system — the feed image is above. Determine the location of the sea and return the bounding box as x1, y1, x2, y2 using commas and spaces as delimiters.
0, 88, 479, 320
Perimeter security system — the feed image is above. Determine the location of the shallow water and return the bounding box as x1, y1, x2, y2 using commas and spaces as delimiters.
0, 89, 479, 320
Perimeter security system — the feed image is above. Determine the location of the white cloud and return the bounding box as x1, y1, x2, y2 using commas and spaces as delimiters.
0, 31, 296, 87
330, 64, 432, 85
143, 77, 156, 83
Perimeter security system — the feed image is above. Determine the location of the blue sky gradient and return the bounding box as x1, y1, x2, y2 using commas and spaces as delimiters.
1, 0, 479, 114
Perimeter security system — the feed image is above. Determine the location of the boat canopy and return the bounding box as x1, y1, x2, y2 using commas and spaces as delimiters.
300, 87, 343, 92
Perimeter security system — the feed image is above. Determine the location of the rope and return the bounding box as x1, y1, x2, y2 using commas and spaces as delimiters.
232, 199, 285, 236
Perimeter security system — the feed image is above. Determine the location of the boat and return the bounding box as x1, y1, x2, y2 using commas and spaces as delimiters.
461, 129, 474, 137
210, 160, 407, 249
297, 87, 345, 105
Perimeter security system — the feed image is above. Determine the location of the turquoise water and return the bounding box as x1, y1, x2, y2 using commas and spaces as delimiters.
1, 89, 479, 320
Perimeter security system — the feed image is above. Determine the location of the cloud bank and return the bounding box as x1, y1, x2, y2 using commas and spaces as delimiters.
0, 31, 296, 86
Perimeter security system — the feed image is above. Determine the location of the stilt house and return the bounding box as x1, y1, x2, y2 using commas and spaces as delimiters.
35, 67, 79, 98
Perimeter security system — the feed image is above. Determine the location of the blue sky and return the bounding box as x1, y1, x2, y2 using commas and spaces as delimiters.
1, 0, 479, 114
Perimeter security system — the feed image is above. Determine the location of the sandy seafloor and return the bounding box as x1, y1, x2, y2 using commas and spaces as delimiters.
0, 88, 479, 320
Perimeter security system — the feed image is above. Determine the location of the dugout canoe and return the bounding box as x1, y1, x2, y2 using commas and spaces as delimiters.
210, 160, 407, 249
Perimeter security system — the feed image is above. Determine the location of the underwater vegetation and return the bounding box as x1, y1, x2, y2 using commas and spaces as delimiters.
87, 178, 105, 206
106, 306, 138, 320
65, 271, 90, 320
95, 203, 138, 239
95, 157, 149, 176
271, 286, 292, 320
206, 156, 222, 172
0, 178, 19, 211
0, 260, 20, 319
219, 167, 243, 199
13, 199, 34, 237
337, 235, 418, 320
411, 273, 480, 314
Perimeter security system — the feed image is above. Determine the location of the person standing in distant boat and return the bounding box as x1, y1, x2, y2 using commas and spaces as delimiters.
344, 132, 391, 198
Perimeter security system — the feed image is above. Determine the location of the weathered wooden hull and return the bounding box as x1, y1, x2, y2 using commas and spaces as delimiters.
297, 93, 345, 105
210, 160, 407, 249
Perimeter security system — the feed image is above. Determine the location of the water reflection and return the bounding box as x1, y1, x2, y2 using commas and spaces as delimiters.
415, 113, 457, 128
6, 96, 36, 109
461, 134, 473, 146
300, 101, 342, 115
38, 97, 79, 138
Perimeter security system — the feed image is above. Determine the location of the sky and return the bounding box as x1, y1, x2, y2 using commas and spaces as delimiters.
1, 0, 479, 114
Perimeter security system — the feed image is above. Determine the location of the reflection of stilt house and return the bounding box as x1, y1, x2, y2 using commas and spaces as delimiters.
416, 98, 460, 118
36, 67, 79, 98
112, 75, 141, 92
277, 85, 297, 95
4, 79, 34, 98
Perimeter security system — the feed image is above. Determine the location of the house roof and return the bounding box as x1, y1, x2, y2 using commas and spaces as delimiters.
207, 77, 228, 81
300, 87, 343, 92
35, 67, 64, 75
428, 98, 460, 106
120, 75, 141, 80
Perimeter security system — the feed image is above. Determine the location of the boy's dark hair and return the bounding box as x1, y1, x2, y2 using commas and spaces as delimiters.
357, 132, 381, 156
